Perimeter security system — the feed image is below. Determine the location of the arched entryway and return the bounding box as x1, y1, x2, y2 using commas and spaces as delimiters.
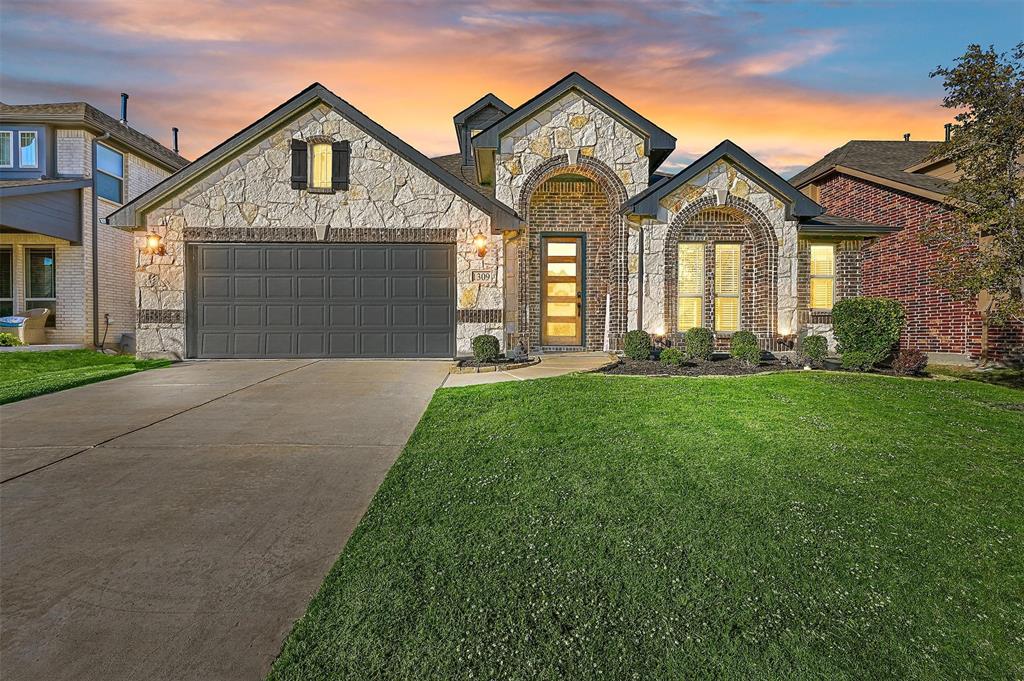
514, 156, 628, 351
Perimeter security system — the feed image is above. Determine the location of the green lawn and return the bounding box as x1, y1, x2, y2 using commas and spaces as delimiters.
270, 372, 1024, 680
0, 349, 169, 404
929, 364, 1024, 390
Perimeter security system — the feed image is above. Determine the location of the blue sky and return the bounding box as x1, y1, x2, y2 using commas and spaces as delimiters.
1, 0, 1021, 176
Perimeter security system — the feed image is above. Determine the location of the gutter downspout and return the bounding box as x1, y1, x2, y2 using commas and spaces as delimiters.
91, 132, 111, 348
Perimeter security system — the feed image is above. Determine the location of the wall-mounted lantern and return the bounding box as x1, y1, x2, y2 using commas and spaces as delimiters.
472, 233, 488, 258
142, 233, 166, 256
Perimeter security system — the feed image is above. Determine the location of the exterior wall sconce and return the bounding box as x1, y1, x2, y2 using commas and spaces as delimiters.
472, 233, 488, 258
142, 233, 166, 256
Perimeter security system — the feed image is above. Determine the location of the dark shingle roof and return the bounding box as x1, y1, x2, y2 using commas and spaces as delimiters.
798, 213, 898, 235
0, 101, 188, 170
430, 153, 493, 198
789, 140, 953, 197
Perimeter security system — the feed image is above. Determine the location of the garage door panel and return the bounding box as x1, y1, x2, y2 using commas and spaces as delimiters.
190, 244, 454, 358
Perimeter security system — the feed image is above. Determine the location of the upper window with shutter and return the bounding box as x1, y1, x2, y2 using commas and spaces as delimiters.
714, 243, 741, 333
291, 137, 349, 193
809, 244, 835, 310
677, 242, 704, 332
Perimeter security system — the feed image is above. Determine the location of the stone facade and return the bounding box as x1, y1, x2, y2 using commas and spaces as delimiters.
637, 160, 800, 348
135, 103, 501, 358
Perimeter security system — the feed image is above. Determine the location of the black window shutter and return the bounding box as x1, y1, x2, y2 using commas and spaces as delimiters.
290, 139, 308, 189
332, 141, 350, 190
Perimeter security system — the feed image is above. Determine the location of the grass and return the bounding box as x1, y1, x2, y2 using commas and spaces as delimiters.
270, 372, 1024, 680
929, 364, 1024, 390
0, 349, 169, 404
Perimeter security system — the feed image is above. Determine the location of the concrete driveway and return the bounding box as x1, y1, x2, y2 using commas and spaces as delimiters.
0, 359, 448, 681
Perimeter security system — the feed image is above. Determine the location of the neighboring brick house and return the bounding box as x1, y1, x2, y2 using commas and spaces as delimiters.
108, 74, 895, 360
0, 97, 187, 347
790, 140, 1024, 362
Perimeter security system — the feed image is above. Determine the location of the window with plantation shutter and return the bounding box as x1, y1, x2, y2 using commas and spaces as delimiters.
714, 243, 741, 332
310, 143, 332, 189
677, 242, 704, 331
809, 244, 835, 310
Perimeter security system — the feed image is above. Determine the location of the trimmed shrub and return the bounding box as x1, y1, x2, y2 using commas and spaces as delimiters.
730, 331, 761, 366
471, 334, 500, 363
685, 327, 714, 361
0, 332, 22, 347
832, 297, 905, 370
891, 349, 928, 376
800, 335, 828, 367
841, 351, 877, 372
623, 330, 653, 361
659, 347, 684, 366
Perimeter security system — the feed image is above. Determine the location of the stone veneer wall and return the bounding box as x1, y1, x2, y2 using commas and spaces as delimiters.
642, 160, 799, 342
490, 90, 649, 345
135, 103, 501, 358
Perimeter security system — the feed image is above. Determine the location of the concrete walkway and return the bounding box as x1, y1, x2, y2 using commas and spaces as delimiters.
442, 351, 617, 387
0, 359, 448, 681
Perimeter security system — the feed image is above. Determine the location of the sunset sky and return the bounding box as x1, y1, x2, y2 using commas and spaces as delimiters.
1, 0, 1021, 177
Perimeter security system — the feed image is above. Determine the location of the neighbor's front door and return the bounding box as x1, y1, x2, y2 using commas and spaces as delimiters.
541, 236, 583, 346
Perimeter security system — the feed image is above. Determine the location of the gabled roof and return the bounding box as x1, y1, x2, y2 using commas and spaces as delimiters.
0, 101, 188, 171
789, 140, 953, 201
453, 93, 512, 126
106, 83, 523, 232
431, 153, 492, 197
622, 140, 823, 220
471, 72, 676, 176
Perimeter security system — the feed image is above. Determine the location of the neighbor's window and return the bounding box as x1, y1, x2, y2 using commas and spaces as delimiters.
26, 247, 56, 327
677, 242, 704, 331
714, 243, 741, 332
96, 143, 124, 203
0, 131, 12, 168
809, 244, 835, 310
310, 143, 332, 189
0, 248, 12, 317
19, 131, 38, 168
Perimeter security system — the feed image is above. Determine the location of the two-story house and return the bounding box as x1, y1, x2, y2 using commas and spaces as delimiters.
0, 95, 187, 347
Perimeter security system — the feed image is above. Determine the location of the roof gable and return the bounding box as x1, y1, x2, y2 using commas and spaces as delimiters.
623, 140, 822, 220
106, 83, 522, 231
471, 72, 676, 173
453, 93, 512, 126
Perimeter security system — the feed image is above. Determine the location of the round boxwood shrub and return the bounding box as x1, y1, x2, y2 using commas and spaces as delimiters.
891, 348, 928, 376
831, 297, 905, 370
800, 334, 828, 367
622, 330, 653, 361
730, 331, 761, 366
684, 327, 714, 361
659, 346, 684, 366
471, 334, 500, 363
0, 332, 23, 347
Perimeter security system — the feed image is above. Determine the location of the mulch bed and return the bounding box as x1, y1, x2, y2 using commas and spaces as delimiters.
601, 357, 799, 377
457, 356, 529, 369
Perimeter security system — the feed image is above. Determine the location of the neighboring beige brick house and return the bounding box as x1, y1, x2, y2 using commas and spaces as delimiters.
109, 75, 897, 360
0, 99, 187, 346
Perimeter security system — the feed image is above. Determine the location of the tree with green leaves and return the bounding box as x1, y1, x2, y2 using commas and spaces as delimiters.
925, 43, 1024, 362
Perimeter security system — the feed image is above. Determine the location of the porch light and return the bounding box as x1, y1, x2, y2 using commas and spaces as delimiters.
142, 233, 166, 256
472, 233, 488, 258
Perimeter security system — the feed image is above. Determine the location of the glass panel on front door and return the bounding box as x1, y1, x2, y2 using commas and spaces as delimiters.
541, 236, 583, 346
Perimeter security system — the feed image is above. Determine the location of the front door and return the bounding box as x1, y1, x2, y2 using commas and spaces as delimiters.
541, 236, 583, 346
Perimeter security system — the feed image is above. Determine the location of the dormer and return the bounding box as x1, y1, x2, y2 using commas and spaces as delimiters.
453, 94, 512, 168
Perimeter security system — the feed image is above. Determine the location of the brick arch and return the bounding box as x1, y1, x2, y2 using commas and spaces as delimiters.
515, 155, 629, 350
663, 195, 779, 346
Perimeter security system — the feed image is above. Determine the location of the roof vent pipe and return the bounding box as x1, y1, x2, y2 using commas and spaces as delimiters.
944, 123, 952, 142
119, 93, 129, 124
903, 133, 911, 142
172, 127, 179, 154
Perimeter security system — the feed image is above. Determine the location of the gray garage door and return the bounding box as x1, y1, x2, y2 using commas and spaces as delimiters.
187, 243, 455, 358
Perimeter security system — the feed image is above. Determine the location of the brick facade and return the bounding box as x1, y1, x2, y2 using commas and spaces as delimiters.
815, 172, 1023, 360
515, 156, 628, 351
